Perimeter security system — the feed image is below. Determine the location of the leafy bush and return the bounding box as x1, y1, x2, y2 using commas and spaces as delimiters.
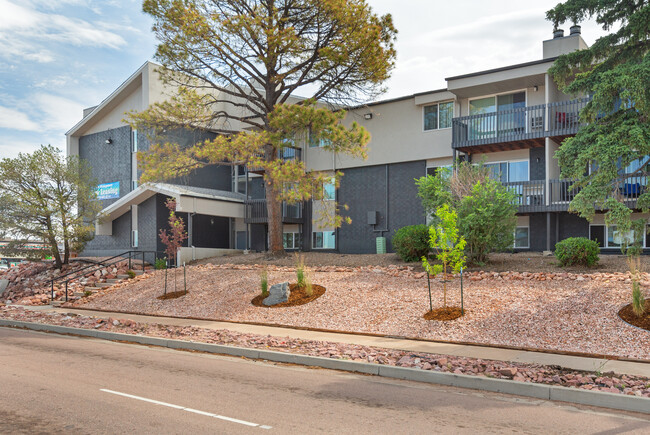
126, 269, 136, 279
155, 258, 167, 270
392, 225, 430, 262
416, 161, 518, 264
295, 253, 305, 287
555, 237, 600, 267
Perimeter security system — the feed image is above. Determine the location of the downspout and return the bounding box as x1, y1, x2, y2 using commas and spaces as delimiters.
245, 166, 249, 252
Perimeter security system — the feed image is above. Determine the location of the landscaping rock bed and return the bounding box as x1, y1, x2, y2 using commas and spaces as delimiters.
1, 305, 649, 398
70, 264, 650, 360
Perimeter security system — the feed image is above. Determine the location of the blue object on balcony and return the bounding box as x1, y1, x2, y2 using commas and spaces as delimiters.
622, 183, 641, 196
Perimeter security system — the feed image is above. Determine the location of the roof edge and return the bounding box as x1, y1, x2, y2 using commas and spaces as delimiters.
445, 57, 557, 81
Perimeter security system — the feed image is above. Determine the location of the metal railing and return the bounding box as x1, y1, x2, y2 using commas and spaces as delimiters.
244, 199, 303, 224
452, 104, 546, 148
502, 180, 546, 212
50, 250, 162, 303
452, 97, 592, 149
547, 97, 590, 136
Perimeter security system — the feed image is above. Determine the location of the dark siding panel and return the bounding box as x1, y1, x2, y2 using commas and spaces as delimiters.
338, 161, 426, 254
79, 125, 132, 209
138, 196, 158, 252
192, 215, 230, 248
82, 211, 132, 256
529, 148, 545, 181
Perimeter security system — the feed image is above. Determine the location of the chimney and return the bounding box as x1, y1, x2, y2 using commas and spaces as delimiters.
543, 28, 588, 59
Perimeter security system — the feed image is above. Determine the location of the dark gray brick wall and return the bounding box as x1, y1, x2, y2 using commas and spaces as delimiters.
529, 148, 545, 181
528, 212, 589, 252
338, 161, 426, 254
82, 211, 132, 257
138, 196, 158, 252
79, 126, 132, 208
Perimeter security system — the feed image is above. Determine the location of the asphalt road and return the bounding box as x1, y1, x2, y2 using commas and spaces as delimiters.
0, 328, 648, 434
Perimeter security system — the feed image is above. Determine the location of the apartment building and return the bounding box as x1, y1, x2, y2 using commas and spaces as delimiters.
66, 28, 648, 259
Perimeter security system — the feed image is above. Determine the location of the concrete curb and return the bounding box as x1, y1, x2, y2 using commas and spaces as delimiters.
1, 319, 648, 415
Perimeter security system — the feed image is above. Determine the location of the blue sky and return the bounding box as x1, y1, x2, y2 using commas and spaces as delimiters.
0, 0, 611, 158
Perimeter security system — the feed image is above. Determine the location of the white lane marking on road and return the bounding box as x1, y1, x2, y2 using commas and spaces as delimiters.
100, 389, 271, 429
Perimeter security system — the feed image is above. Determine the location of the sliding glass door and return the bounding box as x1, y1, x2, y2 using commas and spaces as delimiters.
469, 92, 526, 140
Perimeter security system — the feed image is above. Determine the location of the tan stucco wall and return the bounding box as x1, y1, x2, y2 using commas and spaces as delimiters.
84, 84, 143, 135
305, 95, 454, 171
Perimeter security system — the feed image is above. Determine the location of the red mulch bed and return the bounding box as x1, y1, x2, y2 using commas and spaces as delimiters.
157, 291, 189, 300
618, 300, 650, 331
252, 284, 325, 308
423, 306, 465, 321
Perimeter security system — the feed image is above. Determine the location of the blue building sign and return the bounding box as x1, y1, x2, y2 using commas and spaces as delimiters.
96, 182, 120, 200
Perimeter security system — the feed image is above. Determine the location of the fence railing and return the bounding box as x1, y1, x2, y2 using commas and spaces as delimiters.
547, 97, 591, 136
50, 250, 162, 302
502, 180, 546, 212
452, 97, 591, 149
244, 199, 303, 224
452, 104, 547, 148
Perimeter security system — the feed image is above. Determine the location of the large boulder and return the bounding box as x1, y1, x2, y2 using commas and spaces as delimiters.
262, 282, 290, 306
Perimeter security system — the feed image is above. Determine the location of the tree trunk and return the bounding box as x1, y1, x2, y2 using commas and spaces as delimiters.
63, 239, 70, 265
266, 179, 284, 256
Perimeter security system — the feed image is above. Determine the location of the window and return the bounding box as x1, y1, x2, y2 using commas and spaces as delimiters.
514, 227, 529, 248
469, 91, 525, 139
484, 160, 529, 183
590, 224, 636, 248
424, 101, 454, 131
323, 178, 336, 200
131, 180, 138, 190
426, 165, 452, 177
131, 230, 138, 248
308, 128, 332, 148
132, 129, 138, 152
283, 232, 302, 249
313, 231, 335, 249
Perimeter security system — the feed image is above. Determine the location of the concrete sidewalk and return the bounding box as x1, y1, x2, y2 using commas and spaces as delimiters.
28, 305, 650, 378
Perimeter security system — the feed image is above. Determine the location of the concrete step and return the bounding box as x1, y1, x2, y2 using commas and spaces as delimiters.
117, 274, 130, 279
84, 286, 102, 292
105, 279, 121, 284
133, 270, 145, 276
51, 300, 63, 306
95, 282, 114, 288
73, 291, 86, 297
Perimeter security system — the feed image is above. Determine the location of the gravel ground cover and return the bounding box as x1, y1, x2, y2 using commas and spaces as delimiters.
1, 305, 648, 397
200, 251, 642, 273
70, 264, 650, 360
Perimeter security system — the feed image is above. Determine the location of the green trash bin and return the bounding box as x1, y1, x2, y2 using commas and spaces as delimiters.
376, 236, 387, 254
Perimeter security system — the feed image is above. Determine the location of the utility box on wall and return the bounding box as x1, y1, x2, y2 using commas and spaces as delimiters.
367, 211, 377, 225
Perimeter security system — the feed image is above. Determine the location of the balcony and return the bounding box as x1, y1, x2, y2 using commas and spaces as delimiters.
505, 175, 647, 213
452, 97, 590, 152
244, 199, 303, 224
248, 146, 302, 174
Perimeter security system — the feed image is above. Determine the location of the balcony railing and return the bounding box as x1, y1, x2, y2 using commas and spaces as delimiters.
503, 180, 546, 212
452, 97, 591, 150
504, 176, 647, 213
244, 199, 303, 224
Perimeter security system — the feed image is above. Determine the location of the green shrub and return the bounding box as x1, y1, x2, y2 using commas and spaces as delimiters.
155, 258, 167, 270
555, 237, 600, 267
126, 269, 136, 279
260, 268, 269, 297
392, 225, 430, 262
295, 253, 305, 287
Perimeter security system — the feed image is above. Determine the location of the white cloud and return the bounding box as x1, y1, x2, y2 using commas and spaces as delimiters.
33, 93, 85, 132
0, 0, 128, 64
0, 106, 39, 131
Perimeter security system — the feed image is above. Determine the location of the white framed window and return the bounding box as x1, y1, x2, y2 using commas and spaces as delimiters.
131, 230, 139, 248
283, 232, 302, 249
313, 231, 335, 249
484, 160, 530, 183
323, 178, 336, 200
423, 101, 454, 131
132, 129, 138, 152
514, 227, 529, 249
589, 224, 638, 248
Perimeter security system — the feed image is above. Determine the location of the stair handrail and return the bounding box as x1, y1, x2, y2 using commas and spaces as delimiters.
50, 250, 161, 302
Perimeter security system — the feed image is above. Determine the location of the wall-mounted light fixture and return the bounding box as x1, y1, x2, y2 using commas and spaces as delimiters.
105, 138, 113, 145
364, 113, 373, 120
533, 85, 539, 92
